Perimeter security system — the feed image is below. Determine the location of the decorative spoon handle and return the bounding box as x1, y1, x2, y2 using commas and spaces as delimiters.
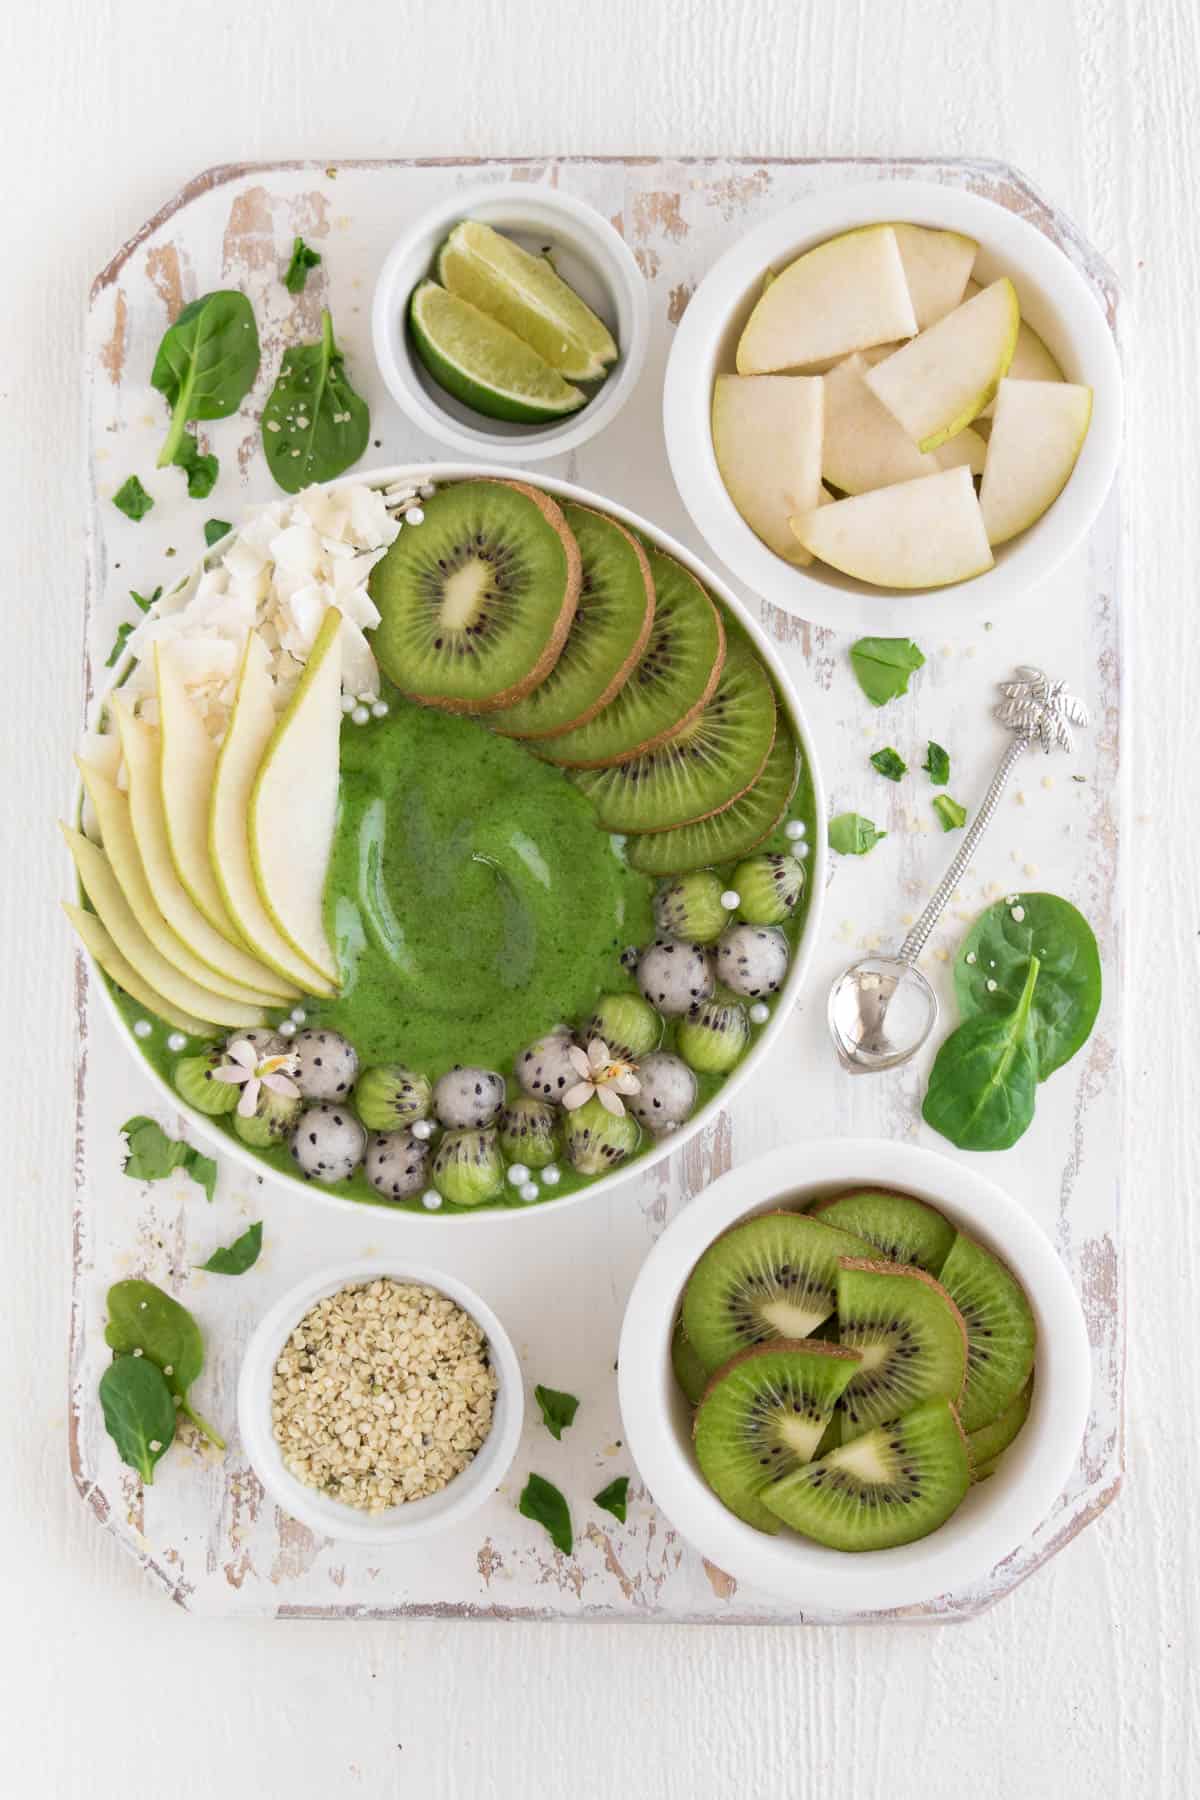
897, 738, 1025, 964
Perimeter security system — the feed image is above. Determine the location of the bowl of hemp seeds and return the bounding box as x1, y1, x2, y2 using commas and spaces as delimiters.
237, 1262, 524, 1542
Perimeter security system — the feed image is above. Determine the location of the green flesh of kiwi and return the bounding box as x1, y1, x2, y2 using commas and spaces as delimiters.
936, 1233, 1037, 1432
671, 1317, 710, 1407
681, 1212, 873, 1374
488, 504, 655, 738
809, 1190, 956, 1276
627, 725, 799, 875
693, 1342, 862, 1533
833, 1259, 968, 1443
760, 1395, 971, 1551
967, 1374, 1033, 1478
536, 546, 725, 767
571, 639, 776, 832
368, 479, 580, 712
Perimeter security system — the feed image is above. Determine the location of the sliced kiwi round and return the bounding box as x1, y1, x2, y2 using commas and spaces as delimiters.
693, 1341, 863, 1533
627, 725, 799, 876
759, 1396, 971, 1551
681, 1211, 873, 1374
571, 639, 776, 832
536, 547, 725, 767
833, 1258, 968, 1443
488, 504, 654, 738
967, 1374, 1033, 1478
936, 1233, 1037, 1432
671, 1316, 709, 1407
808, 1189, 956, 1275
368, 479, 580, 713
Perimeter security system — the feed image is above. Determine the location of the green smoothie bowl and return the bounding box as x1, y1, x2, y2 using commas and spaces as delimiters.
67, 465, 825, 1219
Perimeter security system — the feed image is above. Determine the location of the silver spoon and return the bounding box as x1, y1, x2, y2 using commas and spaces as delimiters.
827, 666, 1089, 1074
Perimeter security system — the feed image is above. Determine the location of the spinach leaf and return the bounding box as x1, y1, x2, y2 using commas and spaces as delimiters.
198, 1220, 262, 1276
518, 1473, 573, 1554
954, 893, 1101, 1080
99, 1355, 176, 1484
849, 637, 925, 706
121, 1115, 217, 1203
173, 431, 219, 499
829, 812, 887, 855
534, 1385, 580, 1441
113, 475, 154, 521
261, 310, 370, 494
870, 747, 907, 782
923, 741, 950, 784
204, 519, 232, 548
932, 795, 967, 831
105, 1278, 225, 1449
283, 236, 322, 295
151, 291, 261, 469
922, 957, 1041, 1151
593, 1476, 630, 1524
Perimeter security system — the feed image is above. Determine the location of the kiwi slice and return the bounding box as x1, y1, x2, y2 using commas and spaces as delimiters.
809, 1190, 956, 1275
834, 1259, 968, 1443
760, 1396, 971, 1551
572, 640, 776, 832
967, 1375, 1033, 1478
488, 504, 654, 738
694, 1341, 862, 1533
369, 479, 581, 712
681, 1211, 873, 1374
627, 725, 799, 876
671, 1317, 709, 1407
537, 547, 724, 767
937, 1234, 1037, 1432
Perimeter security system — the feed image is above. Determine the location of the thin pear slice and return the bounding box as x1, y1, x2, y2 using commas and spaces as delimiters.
865, 278, 1020, 451
890, 224, 978, 328
156, 643, 250, 945
61, 825, 268, 1029
210, 633, 337, 997
822, 353, 939, 493
249, 608, 342, 988
979, 378, 1093, 546
112, 696, 299, 1000
737, 225, 918, 374
712, 373, 823, 562
64, 904, 215, 1037
791, 467, 994, 590
77, 757, 284, 1008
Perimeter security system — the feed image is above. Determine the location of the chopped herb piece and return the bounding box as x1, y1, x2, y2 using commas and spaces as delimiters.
113, 475, 154, 521
534, 1385, 580, 1441
130, 585, 161, 613
519, 1473, 573, 1555
121, 1115, 218, 1204
593, 1476, 630, 1523
105, 622, 135, 668
173, 430, 219, 499
932, 795, 968, 832
198, 1220, 263, 1275
922, 741, 950, 785
204, 518, 232, 548
284, 235, 323, 295
828, 812, 887, 855
849, 637, 925, 706
105, 1278, 224, 1448
99, 1355, 176, 1483
869, 747, 907, 782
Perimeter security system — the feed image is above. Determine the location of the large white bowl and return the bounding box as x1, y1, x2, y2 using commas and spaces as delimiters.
618, 1140, 1092, 1613
663, 178, 1123, 636
82, 464, 826, 1226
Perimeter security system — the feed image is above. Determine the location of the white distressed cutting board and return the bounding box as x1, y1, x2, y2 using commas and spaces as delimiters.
73, 156, 1123, 1621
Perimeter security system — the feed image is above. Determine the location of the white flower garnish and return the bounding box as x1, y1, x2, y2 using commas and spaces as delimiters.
213, 1038, 300, 1119
561, 1038, 642, 1118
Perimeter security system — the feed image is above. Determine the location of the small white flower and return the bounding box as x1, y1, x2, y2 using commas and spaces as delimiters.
213, 1038, 300, 1119
561, 1038, 642, 1117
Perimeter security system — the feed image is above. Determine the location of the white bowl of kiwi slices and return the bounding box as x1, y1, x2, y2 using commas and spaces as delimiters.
618, 1140, 1092, 1612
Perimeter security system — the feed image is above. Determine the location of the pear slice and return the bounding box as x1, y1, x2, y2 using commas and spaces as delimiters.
77, 757, 284, 1008
822, 355, 988, 495
935, 425, 988, 476
248, 608, 342, 988
865, 279, 1020, 452
736, 225, 918, 374
791, 467, 994, 590
112, 696, 299, 1001
978, 308, 1063, 418
64, 904, 215, 1037
712, 374, 824, 562
889, 224, 978, 328
156, 644, 249, 944
210, 633, 337, 997
61, 825, 268, 1029
979, 379, 1093, 546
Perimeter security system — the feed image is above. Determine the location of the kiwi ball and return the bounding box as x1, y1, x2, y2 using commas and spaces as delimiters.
582, 993, 661, 1062
677, 1000, 750, 1075
564, 1096, 639, 1176
653, 872, 729, 945
431, 1128, 505, 1206
498, 1097, 561, 1169
233, 1084, 302, 1150
173, 1045, 239, 1116
732, 853, 805, 926
355, 1065, 432, 1132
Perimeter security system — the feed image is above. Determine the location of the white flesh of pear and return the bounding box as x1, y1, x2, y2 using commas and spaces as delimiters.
792, 466, 994, 590
823, 356, 989, 494
865, 278, 1020, 452
889, 224, 978, 328
712, 374, 824, 562
156, 643, 249, 943
210, 633, 337, 997
736, 225, 918, 374
979, 378, 1093, 546
249, 608, 342, 988
978, 311, 1063, 418
63, 903, 215, 1037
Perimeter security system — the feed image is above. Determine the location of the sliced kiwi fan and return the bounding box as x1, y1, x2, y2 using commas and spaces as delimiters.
627, 726, 800, 875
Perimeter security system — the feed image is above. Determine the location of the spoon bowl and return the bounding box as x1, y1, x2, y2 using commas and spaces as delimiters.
827, 955, 939, 1073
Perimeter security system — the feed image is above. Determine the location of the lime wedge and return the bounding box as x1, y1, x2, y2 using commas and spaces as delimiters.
409, 282, 587, 424
437, 220, 618, 382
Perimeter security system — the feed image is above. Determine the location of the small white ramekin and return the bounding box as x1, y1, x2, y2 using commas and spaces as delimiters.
371, 182, 649, 462
663, 178, 1123, 635
237, 1260, 524, 1543
618, 1140, 1092, 1613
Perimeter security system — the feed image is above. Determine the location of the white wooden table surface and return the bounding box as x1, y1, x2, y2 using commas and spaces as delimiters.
3, 0, 1195, 1793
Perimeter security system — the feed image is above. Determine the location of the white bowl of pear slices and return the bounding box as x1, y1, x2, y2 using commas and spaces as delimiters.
663, 180, 1122, 633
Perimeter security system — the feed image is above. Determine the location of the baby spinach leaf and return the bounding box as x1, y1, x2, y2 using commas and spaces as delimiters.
99, 1355, 176, 1483
204, 519, 232, 548
932, 795, 967, 831
151, 291, 261, 469
923, 741, 950, 784
172, 430, 219, 499
923, 957, 1041, 1151
121, 1115, 217, 1203
849, 637, 925, 706
828, 812, 887, 855
593, 1476, 630, 1524
105, 1278, 225, 1449
869, 747, 907, 782
261, 309, 370, 494
954, 893, 1101, 1080
519, 1473, 573, 1554
283, 236, 322, 295
198, 1220, 262, 1276
113, 475, 154, 521
534, 1385, 580, 1441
